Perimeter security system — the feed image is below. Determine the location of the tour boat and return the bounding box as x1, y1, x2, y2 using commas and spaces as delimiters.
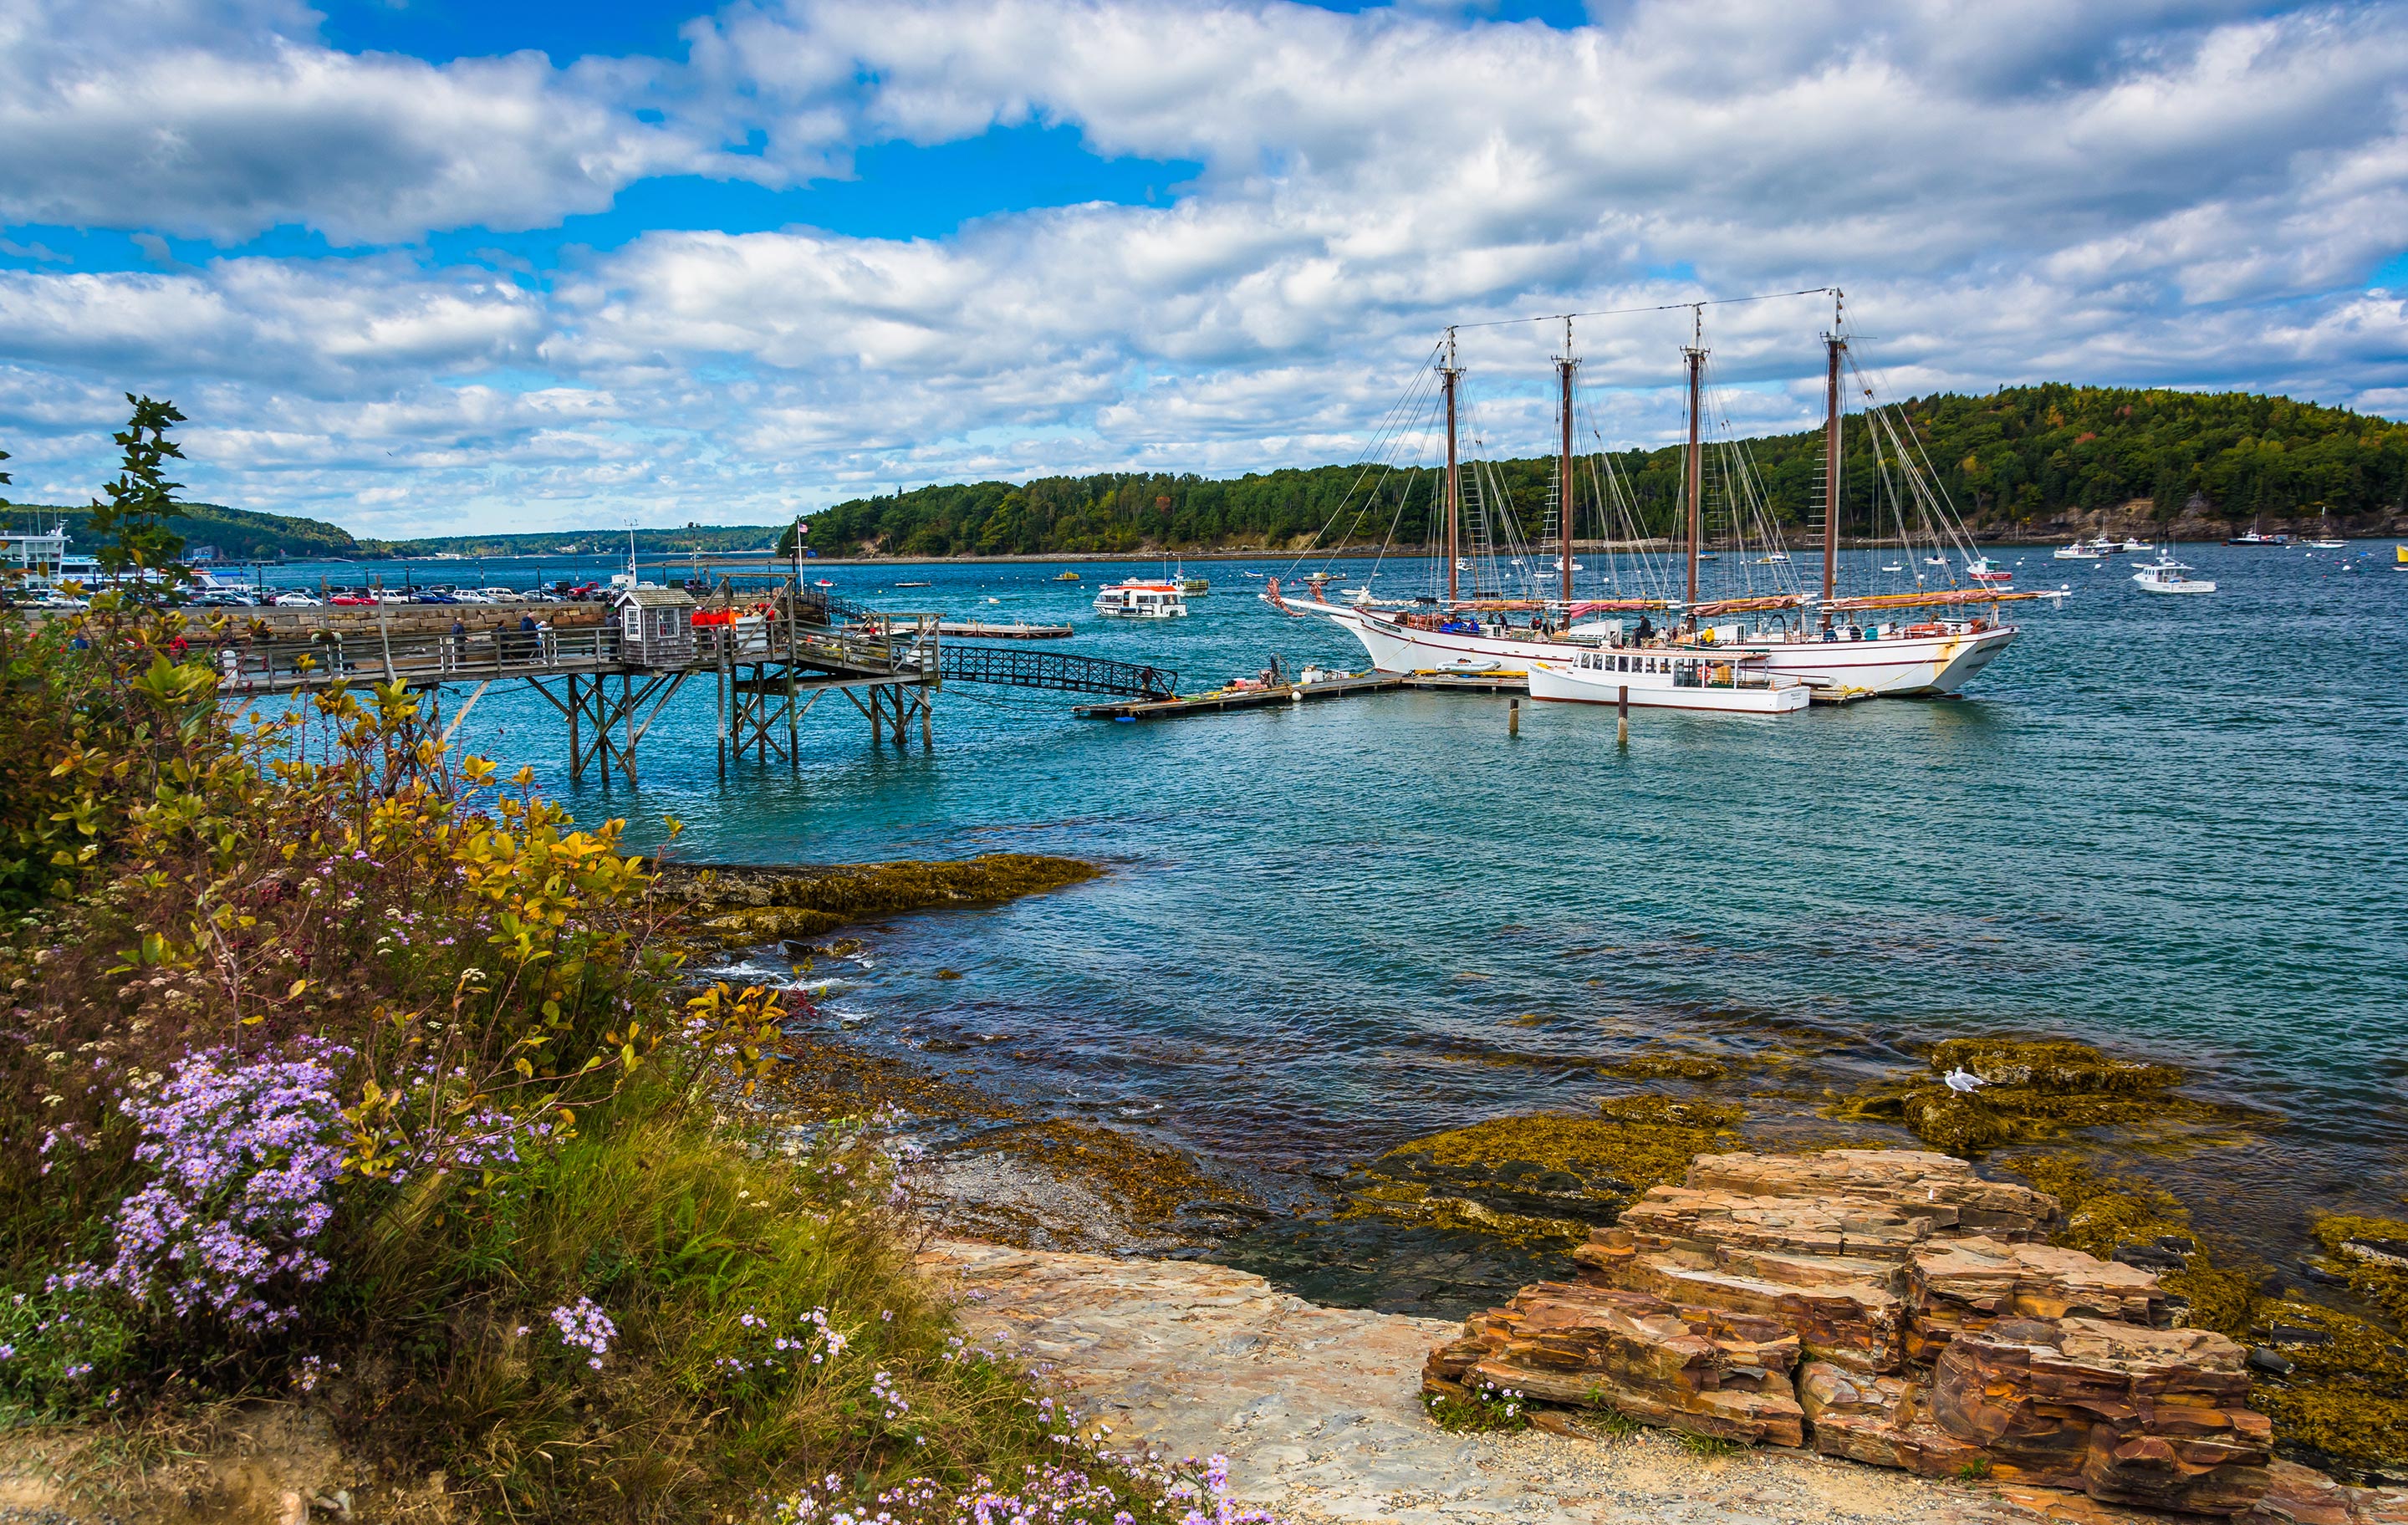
2053, 541, 2101, 561
1092, 578, 1190, 619
2131, 551, 2215, 595
1527, 645, 1810, 714
1265, 299, 2061, 701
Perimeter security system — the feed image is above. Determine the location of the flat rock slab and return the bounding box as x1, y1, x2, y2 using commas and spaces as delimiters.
924, 1238, 2122, 1525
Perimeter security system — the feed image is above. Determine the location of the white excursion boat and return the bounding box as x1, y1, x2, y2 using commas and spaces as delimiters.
1092, 577, 1190, 619
2131, 550, 2215, 595
2053, 540, 2103, 561
1527, 645, 1809, 713
1267, 298, 2061, 704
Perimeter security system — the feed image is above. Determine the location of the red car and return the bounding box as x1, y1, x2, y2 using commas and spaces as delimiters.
329, 593, 375, 606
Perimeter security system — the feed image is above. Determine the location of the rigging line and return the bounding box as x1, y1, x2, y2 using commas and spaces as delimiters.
1283, 342, 1444, 579
1312, 358, 1441, 566
1446, 284, 1840, 333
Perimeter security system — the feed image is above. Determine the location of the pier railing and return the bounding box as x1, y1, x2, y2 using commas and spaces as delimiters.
217, 625, 625, 692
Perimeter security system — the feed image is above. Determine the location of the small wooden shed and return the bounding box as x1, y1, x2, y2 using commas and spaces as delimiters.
611, 586, 696, 669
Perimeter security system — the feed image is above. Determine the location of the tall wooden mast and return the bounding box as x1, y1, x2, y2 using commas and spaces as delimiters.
1556, 317, 1578, 611
1823, 290, 1846, 606
1683, 307, 1706, 613
1442, 328, 1462, 606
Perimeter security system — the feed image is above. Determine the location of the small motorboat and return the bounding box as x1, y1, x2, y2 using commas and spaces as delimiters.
2132, 551, 2215, 594
813, 578, 834, 587
1966, 556, 2014, 583
2053, 542, 2101, 561
1053, 570, 1082, 581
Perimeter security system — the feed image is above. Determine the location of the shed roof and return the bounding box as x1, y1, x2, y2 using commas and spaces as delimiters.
611, 586, 696, 609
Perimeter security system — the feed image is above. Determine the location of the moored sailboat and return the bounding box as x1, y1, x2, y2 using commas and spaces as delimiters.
1268, 294, 2059, 700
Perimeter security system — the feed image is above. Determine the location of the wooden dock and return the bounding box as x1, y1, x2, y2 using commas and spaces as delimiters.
1075, 670, 1523, 721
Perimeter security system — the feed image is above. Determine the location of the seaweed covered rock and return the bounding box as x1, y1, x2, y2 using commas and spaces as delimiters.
655, 854, 1100, 947
1829, 1036, 2228, 1155
1930, 1317, 2270, 1514
1422, 1280, 1805, 1446
1340, 1097, 1740, 1248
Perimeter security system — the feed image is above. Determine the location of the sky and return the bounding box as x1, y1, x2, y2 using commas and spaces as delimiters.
0, 0, 2403, 537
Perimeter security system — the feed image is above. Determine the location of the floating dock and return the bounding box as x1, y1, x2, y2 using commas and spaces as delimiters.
933, 621, 1074, 640
1076, 670, 1523, 721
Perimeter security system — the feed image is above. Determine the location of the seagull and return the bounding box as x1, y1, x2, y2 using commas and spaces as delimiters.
1943, 1068, 1988, 1094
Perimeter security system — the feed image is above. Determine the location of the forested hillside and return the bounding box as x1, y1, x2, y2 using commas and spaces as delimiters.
793, 385, 2408, 556
370, 525, 788, 557
2, 500, 360, 560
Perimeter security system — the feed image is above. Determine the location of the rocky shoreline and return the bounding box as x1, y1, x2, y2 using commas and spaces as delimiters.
697, 863, 2408, 1501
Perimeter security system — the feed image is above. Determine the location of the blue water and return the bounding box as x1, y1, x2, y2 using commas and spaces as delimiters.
357, 543, 2408, 1281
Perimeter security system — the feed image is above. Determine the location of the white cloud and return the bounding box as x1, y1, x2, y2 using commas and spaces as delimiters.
0, 0, 2403, 534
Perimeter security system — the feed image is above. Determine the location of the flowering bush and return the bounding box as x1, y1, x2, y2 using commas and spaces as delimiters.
64, 1038, 349, 1331
0, 601, 1273, 1522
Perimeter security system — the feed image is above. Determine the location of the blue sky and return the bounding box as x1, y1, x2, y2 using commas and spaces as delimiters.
0, 0, 2403, 534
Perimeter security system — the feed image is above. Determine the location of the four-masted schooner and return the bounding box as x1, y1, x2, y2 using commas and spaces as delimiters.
1264, 294, 2065, 710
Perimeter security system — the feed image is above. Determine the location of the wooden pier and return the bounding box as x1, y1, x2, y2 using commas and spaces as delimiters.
1075, 670, 1523, 721
207, 587, 1176, 786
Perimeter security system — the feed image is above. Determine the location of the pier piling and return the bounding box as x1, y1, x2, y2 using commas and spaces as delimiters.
1509, 697, 1520, 737
1618, 685, 1629, 747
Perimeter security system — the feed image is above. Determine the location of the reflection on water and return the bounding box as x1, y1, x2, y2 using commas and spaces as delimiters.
427, 546, 2408, 1307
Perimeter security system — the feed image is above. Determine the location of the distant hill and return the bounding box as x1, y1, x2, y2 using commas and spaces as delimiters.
1, 500, 360, 561
793, 385, 2408, 556
366, 526, 789, 558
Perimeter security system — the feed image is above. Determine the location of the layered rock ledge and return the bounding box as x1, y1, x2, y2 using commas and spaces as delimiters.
1425, 1149, 2299, 1517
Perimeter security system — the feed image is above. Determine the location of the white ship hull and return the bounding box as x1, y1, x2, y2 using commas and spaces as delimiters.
1302, 604, 2017, 696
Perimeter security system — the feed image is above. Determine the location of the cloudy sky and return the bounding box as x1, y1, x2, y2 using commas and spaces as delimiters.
1, 0, 2404, 536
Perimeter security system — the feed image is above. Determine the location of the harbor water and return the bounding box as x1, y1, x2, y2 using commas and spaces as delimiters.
334, 543, 2407, 1305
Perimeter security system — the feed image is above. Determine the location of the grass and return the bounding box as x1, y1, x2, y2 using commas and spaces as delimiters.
333, 1099, 1061, 1517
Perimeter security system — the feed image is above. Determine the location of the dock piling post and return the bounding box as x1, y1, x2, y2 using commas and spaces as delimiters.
1508, 697, 1520, 737
1618, 685, 1629, 747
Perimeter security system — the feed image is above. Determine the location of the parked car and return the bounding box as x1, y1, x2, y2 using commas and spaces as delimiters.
329, 593, 375, 607
413, 589, 458, 604
269, 591, 322, 608
475, 586, 518, 602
